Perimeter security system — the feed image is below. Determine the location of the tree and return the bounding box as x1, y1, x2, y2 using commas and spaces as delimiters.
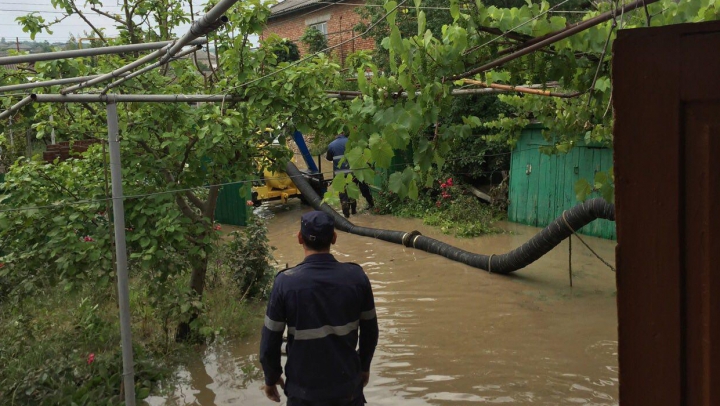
2, 0, 343, 339
334, 0, 720, 202
300, 26, 329, 54
355, 0, 586, 182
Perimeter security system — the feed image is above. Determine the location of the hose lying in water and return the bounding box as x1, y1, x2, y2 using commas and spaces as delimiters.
287, 162, 615, 274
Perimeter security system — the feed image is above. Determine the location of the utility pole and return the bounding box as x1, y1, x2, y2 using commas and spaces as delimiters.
16, 37, 20, 52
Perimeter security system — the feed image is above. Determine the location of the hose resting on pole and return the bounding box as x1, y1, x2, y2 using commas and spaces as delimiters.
287, 162, 615, 274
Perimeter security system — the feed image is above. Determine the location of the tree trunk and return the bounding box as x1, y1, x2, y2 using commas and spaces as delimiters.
175, 253, 209, 342
175, 186, 220, 342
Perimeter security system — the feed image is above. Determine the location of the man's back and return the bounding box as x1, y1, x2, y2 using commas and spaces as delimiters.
327, 136, 350, 173
260, 253, 378, 403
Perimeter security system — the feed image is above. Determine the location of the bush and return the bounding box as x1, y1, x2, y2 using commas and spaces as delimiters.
300, 27, 328, 55
226, 216, 276, 300
374, 177, 504, 238
0, 293, 168, 405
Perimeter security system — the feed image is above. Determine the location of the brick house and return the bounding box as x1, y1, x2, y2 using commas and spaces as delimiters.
261, 0, 375, 64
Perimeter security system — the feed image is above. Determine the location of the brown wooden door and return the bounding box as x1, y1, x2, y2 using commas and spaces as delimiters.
614, 21, 720, 406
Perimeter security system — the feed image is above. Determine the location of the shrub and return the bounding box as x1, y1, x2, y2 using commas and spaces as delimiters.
226, 216, 276, 299
300, 26, 328, 55
373, 177, 504, 238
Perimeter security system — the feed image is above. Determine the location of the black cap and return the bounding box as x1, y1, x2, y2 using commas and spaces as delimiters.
301, 211, 335, 244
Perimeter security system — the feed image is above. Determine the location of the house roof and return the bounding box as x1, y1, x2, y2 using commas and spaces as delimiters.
269, 0, 331, 19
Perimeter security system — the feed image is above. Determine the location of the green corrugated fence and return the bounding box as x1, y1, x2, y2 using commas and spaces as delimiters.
214, 182, 253, 226
509, 124, 616, 239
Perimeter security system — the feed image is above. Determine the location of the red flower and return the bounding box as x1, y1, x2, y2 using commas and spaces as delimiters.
83, 236, 94, 242
440, 183, 447, 188
87, 353, 95, 365
446, 178, 453, 186
246, 200, 255, 206
214, 224, 222, 231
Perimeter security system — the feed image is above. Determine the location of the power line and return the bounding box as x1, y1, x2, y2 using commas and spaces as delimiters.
312, 1, 451, 9
0, 1, 122, 5
0, 9, 69, 13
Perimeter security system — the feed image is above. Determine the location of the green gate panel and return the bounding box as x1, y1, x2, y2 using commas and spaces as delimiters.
372, 148, 413, 192
214, 182, 253, 226
509, 125, 616, 240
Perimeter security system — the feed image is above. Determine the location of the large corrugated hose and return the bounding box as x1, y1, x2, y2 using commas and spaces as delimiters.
287, 162, 615, 274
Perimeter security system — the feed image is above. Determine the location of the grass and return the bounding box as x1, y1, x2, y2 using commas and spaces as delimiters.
0, 267, 266, 405
374, 188, 505, 238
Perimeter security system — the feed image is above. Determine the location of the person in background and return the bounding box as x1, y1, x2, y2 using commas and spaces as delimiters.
326, 133, 375, 218
259, 211, 379, 406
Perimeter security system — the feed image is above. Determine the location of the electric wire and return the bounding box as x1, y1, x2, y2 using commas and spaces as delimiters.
0, 144, 559, 214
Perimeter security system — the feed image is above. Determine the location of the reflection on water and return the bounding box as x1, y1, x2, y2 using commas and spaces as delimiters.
147, 201, 619, 405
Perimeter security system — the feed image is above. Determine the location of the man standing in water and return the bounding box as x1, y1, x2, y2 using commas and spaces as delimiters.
260, 211, 379, 405
326, 133, 375, 218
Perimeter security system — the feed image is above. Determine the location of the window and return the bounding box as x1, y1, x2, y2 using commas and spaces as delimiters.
309, 22, 328, 37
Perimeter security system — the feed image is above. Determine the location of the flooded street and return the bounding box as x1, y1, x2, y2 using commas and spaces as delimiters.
148, 201, 618, 406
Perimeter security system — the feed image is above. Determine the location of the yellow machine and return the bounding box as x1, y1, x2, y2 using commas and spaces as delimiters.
250, 130, 328, 207
251, 162, 302, 205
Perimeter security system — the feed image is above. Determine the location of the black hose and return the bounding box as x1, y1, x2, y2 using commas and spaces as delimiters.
287, 162, 615, 274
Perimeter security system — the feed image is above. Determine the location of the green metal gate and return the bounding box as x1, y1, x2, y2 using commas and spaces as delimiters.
509, 125, 616, 239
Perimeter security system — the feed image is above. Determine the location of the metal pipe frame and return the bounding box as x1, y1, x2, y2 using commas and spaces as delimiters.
164, 0, 236, 61
31, 94, 246, 103
102, 45, 202, 94
0, 73, 130, 93
0, 85, 556, 117
106, 102, 137, 406
325, 83, 556, 99
452, 0, 660, 80
0, 38, 207, 66
60, 47, 169, 94
0, 95, 33, 119
60, 0, 234, 94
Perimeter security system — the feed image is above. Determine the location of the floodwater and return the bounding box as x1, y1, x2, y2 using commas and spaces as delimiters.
147, 201, 619, 406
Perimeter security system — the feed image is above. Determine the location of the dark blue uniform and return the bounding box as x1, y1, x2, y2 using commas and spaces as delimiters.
327, 135, 351, 174
260, 253, 379, 404
325, 134, 374, 217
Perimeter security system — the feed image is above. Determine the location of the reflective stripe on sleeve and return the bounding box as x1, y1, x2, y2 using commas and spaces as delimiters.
287, 320, 359, 340
264, 315, 286, 332
360, 308, 376, 320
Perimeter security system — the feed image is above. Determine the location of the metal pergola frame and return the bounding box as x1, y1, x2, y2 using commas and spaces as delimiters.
0, 0, 645, 402
0, 1, 240, 404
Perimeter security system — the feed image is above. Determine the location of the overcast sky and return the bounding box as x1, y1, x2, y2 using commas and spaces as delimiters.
0, 1, 207, 43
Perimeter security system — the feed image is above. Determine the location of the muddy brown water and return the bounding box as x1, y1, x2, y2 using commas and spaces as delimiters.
147, 201, 618, 406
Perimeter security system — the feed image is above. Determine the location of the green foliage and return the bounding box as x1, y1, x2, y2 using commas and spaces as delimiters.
300, 26, 329, 54
346, 0, 719, 202
225, 216, 277, 299
374, 177, 504, 237
0, 148, 190, 298
264, 35, 301, 64
0, 290, 169, 405
2, 0, 345, 339
575, 167, 614, 203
